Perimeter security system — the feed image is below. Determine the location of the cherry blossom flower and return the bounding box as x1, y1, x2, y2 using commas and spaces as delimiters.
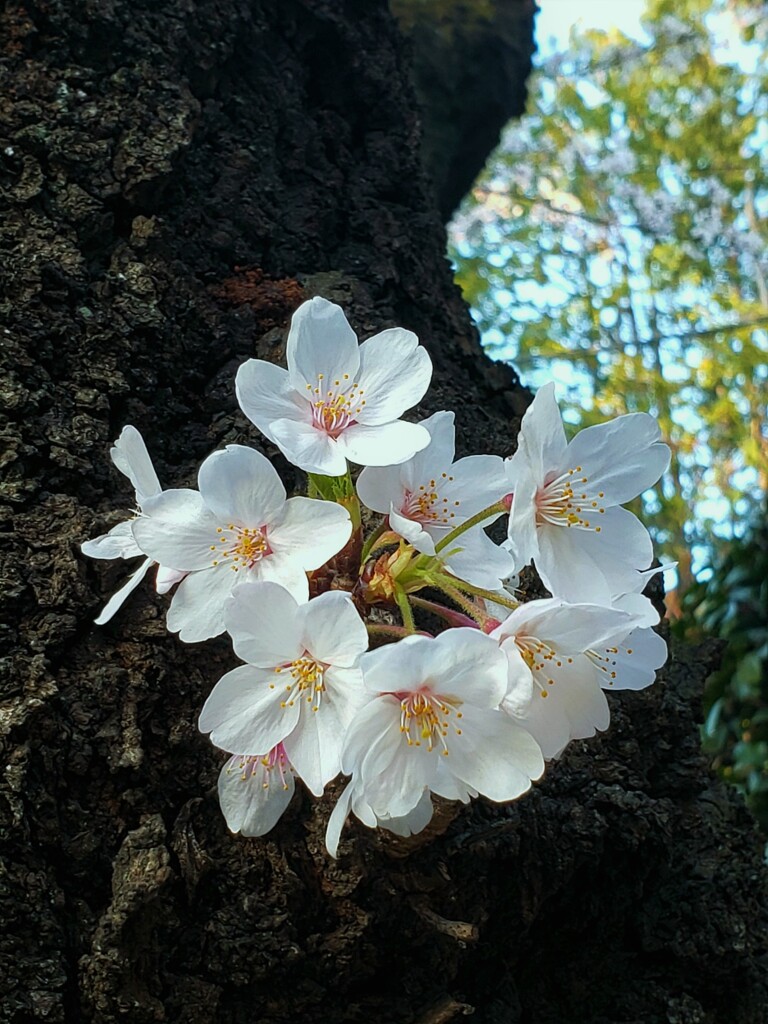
356, 410, 515, 588
235, 297, 433, 476
340, 629, 544, 820
217, 744, 296, 837
504, 383, 670, 604
81, 426, 186, 624
132, 445, 351, 642
325, 781, 435, 858
199, 582, 368, 795
490, 597, 659, 759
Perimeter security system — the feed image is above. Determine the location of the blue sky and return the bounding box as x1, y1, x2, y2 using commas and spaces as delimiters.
534, 0, 648, 57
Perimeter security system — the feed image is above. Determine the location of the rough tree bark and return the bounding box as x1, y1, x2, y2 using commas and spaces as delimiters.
392, 0, 537, 219
1, 2, 767, 1023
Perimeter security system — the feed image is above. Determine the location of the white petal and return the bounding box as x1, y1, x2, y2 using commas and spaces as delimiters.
596, 627, 667, 691
611, 592, 659, 629
133, 489, 218, 571
361, 630, 508, 708
498, 639, 535, 716
439, 454, 509, 518
518, 659, 610, 758
110, 425, 162, 504
93, 557, 154, 625
403, 411, 456, 485
552, 661, 610, 742
562, 414, 670, 505
390, 506, 436, 554
445, 706, 544, 800
428, 629, 509, 708
325, 778, 384, 856
536, 506, 654, 604
282, 697, 346, 796
356, 463, 406, 514
166, 566, 237, 641
154, 565, 186, 594
354, 327, 432, 425
361, 730, 439, 819
624, 562, 676, 596
286, 297, 360, 393
442, 530, 516, 590
198, 445, 286, 526
518, 383, 568, 481
269, 417, 349, 476
234, 359, 308, 442
379, 788, 434, 838
268, 496, 351, 570
512, 684, 571, 760
218, 753, 295, 837
224, 582, 303, 666
82, 520, 140, 561
505, 467, 540, 571
431, 760, 477, 802
252, 552, 310, 603
494, 598, 637, 654
299, 591, 368, 667
341, 695, 401, 775
199, 664, 301, 753
325, 781, 357, 858
339, 420, 430, 468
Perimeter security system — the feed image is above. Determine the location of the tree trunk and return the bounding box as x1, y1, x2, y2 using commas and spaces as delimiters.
2, 3, 767, 1022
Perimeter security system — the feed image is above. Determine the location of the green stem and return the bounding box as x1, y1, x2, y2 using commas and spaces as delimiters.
433, 573, 519, 611
394, 587, 416, 633
433, 500, 508, 555
366, 623, 418, 640
432, 582, 488, 625
410, 595, 480, 629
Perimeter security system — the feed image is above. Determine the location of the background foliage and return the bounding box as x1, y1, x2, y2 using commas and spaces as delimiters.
449, 0, 768, 827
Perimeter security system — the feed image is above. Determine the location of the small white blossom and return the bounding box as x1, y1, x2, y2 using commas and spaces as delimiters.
132, 445, 351, 641
356, 411, 514, 588
236, 297, 433, 476
199, 583, 368, 795
491, 597, 660, 759
217, 744, 296, 837
590, 566, 671, 694
504, 383, 670, 604
340, 630, 544, 821
81, 426, 186, 624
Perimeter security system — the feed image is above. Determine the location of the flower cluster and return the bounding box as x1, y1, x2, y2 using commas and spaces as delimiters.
83, 296, 671, 856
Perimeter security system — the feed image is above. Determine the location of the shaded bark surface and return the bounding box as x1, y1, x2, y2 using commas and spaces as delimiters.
1, 2, 767, 1022
392, 0, 537, 219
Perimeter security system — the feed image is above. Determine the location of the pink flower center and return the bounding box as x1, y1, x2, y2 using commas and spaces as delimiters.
305, 373, 366, 438
401, 475, 460, 525
535, 466, 606, 532
229, 744, 291, 790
